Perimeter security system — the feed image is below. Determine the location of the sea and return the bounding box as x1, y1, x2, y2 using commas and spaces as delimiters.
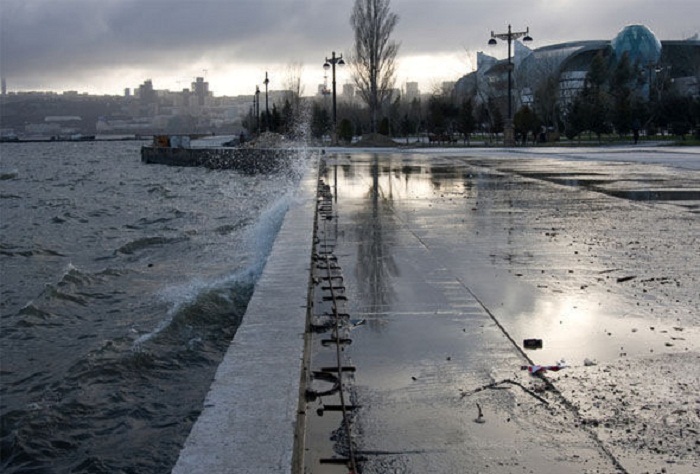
0, 140, 311, 473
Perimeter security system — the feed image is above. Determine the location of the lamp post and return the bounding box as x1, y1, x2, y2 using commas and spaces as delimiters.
263, 72, 270, 132
488, 25, 532, 146
641, 62, 671, 102
255, 85, 260, 134
323, 51, 345, 144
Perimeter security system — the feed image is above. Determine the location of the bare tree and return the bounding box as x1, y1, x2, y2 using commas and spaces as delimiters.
281, 61, 309, 139
527, 54, 563, 131
349, 0, 400, 133
283, 61, 305, 110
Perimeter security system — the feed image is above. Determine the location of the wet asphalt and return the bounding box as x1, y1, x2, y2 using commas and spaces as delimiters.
302, 147, 700, 474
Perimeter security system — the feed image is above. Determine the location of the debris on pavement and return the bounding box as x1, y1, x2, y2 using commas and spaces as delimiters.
523, 338, 543, 349
522, 361, 568, 374
474, 403, 485, 423
350, 319, 366, 329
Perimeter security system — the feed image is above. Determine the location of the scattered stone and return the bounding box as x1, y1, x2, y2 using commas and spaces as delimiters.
474, 403, 485, 424
523, 338, 543, 349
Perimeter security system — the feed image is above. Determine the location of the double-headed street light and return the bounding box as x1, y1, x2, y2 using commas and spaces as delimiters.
323, 51, 345, 144
489, 25, 533, 146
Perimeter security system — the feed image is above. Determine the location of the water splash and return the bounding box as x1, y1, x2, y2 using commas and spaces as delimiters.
133, 188, 295, 348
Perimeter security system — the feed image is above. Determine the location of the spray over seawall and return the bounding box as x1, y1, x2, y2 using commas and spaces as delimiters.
134, 143, 316, 349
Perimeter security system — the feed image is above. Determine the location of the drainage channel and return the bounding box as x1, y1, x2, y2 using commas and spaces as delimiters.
295, 170, 362, 474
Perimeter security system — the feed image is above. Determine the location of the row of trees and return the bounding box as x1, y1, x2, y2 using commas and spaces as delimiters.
245, 0, 698, 144
243, 0, 508, 143
563, 52, 700, 141
243, 0, 401, 142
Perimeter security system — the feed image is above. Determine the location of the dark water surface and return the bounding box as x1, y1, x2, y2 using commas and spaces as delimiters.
0, 141, 307, 473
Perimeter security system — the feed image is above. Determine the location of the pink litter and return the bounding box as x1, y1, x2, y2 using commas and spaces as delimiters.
521, 362, 568, 374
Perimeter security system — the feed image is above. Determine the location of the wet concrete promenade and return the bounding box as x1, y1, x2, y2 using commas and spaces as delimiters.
303, 147, 700, 474
175, 146, 700, 474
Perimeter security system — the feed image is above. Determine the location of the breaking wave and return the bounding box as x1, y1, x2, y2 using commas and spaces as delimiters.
133, 191, 292, 347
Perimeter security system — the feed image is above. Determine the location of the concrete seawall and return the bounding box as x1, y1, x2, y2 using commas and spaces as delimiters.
141, 146, 303, 174
171, 163, 318, 474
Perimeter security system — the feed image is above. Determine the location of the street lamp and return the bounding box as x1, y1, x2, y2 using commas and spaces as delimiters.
263, 72, 270, 132
323, 51, 345, 144
641, 62, 671, 101
255, 85, 260, 134
488, 24, 532, 146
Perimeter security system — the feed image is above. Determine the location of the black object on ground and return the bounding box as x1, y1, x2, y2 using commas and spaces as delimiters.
523, 338, 543, 349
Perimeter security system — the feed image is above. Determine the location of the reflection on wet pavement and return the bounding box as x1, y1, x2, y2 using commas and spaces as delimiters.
302, 150, 699, 474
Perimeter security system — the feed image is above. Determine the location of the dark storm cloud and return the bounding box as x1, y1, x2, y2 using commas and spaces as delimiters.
393, 0, 698, 55
0, 0, 349, 81
0, 0, 697, 92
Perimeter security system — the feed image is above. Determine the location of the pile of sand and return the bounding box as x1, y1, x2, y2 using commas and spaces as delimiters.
352, 133, 398, 148
242, 132, 291, 149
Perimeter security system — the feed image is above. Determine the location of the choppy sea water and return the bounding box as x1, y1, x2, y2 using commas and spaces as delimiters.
0, 141, 310, 473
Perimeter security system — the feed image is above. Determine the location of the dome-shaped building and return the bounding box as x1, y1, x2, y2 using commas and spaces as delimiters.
612, 24, 662, 65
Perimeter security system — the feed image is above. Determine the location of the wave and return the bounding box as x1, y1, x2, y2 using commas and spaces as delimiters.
0, 169, 19, 180
213, 218, 252, 235
133, 190, 293, 348
0, 244, 65, 257
115, 236, 188, 255
124, 209, 187, 230
9, 264, 128, 329
133, 281, 254, 350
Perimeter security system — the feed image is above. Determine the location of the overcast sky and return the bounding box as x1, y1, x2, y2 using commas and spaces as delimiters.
1, 0, 697, 97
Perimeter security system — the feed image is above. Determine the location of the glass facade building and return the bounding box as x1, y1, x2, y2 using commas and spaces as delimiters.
455, 24, 699, 120
612, 25, 662, 65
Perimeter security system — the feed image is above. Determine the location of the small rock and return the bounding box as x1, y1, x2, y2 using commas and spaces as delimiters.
474, 403, 485, 424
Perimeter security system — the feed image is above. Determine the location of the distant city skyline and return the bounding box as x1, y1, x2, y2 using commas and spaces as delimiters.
1, 0, 698, 97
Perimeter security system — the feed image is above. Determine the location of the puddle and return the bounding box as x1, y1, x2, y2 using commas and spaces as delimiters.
604, 188, 700, 201
510, 170, 700, 203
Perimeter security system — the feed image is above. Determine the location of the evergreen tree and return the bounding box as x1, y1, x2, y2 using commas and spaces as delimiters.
281, 99, 294, 137
587, 51, 609, 92
399, 113, 415, 143
271, 104, 282, 133
338, 118, 354, 143
610, 52, 635, 136
457, 97, 475, 144
310, 102, 331, 139
378, 117, 390, 135
488, 97, 504, 135
514, 105, 540, 144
